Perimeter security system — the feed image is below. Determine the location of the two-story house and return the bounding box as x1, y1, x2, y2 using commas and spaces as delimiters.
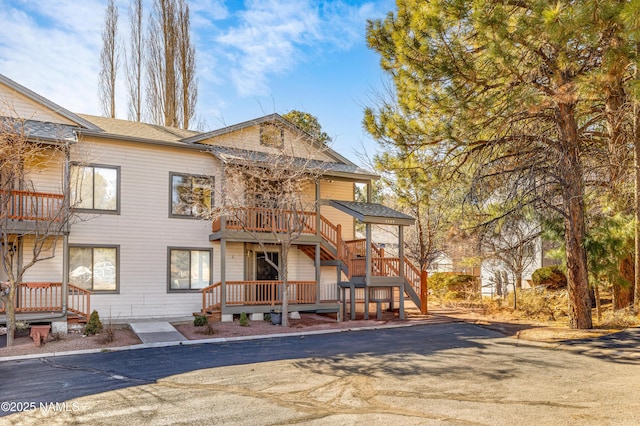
0, 74, 426, 332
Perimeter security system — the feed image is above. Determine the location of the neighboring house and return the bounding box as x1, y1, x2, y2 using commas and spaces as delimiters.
0, 74, 426, 329
479, 223, 543, 298
426, 252, 454, 274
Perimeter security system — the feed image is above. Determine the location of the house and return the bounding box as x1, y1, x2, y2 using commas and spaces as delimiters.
0, 74, 426, 332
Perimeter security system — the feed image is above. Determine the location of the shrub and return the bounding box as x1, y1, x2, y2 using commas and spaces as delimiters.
84, 310, 103, 335
532, 266, 567, 290
429, 273, 479, 300
509, 289, 569, 320
193, 315, 208, 327
239, 312, 249, 327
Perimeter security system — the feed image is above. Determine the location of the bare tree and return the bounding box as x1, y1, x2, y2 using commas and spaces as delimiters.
126, 0, 144, 122
211, 135, 326, 327
480, 214, 541, 310
98, 0, 120, 119
0, 116, 75, 346
147, 0, 177, 127
177, 0, 197, 129
146, 0, 197, 129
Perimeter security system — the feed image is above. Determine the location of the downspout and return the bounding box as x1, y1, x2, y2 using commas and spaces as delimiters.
61, 137, 71, 317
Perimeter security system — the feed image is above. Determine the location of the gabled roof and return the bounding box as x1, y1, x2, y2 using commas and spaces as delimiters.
182, 113, 363, 168
0, 74, 101, 131
330, 201, 415, 226
210, 145, 378, 181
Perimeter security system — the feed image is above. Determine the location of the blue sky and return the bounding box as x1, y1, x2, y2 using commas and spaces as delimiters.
0, 0, 395, 164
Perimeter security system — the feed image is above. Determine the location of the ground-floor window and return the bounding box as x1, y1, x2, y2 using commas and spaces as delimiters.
68, 245, 119, 292
168, 248, 212, 291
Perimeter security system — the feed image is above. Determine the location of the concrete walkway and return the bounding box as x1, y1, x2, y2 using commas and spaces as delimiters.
128, 322, 184, 344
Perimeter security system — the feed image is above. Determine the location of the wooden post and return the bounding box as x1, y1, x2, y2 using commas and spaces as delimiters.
420, 270, 428, 315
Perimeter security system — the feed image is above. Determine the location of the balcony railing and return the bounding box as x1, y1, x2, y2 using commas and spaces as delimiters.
1, 190, 65, 222
212, 207, 317, 235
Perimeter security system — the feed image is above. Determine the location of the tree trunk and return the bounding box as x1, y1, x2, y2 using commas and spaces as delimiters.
594, 283, 602, 322
280, 245, 289, 327
634, 102, 640, 314
558, 102, 593, 329
4, 284, 16, 347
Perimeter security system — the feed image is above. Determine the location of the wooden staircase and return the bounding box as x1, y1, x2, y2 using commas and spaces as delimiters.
297, 215, 427, 313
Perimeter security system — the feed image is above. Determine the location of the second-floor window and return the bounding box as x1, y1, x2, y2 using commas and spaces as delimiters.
170, 173, 214, 218
71, 164, 119, 213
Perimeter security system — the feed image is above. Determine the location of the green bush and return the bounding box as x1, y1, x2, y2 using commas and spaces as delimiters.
531, 266, 567, 290
239, 312, 249, 327
429, 273, 479, 300
84, 310, 103, 335
193, 315, 208, 327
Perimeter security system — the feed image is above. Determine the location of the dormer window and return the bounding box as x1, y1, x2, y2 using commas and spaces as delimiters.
260, 122, 284, 148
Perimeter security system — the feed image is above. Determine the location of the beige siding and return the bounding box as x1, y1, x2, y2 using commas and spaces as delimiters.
202, 125, 337, 162
319, 179, 356, 240
20, 237, 64, 282
24, 149, 65, 194
0, 83, 76, 125
68, 137, 222, 319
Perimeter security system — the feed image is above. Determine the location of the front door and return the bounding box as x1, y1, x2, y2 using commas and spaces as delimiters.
255, 251, 279, 302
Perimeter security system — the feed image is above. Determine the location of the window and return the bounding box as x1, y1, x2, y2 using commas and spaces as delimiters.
68, 245, 118, 292
260, 122, 284, 148
70, 164, 119, 213
170, 173, 214, 218
168, 248, 212, 291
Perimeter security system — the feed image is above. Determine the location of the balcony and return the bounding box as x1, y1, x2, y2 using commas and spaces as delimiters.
1, 190, 65, 222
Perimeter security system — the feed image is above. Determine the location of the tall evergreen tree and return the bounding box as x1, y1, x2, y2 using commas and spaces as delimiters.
366, 0, 640, 328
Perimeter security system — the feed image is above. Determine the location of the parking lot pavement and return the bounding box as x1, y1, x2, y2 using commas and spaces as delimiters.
4, 322, 640, 425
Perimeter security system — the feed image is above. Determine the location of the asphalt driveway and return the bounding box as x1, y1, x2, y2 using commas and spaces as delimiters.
2, 322, 640, 425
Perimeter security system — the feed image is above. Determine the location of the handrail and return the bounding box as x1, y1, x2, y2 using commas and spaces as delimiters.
201, 282, 222, 313
0, 190, 65, 222
68, 284, 92, 319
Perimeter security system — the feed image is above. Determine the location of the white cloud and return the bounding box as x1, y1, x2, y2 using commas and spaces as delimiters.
214, 0, 381, 96
0, 2, 103, 114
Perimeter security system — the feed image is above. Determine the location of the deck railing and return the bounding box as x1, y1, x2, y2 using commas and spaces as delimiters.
0, 282, 91, 320
1, 190, 65, 222
208, 206, 428, 313
201, 280, 316, 312
213, 207, 317, 234
67, 284, 91, 319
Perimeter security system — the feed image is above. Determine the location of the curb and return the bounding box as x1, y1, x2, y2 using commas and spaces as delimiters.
0, 318, 454, 362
